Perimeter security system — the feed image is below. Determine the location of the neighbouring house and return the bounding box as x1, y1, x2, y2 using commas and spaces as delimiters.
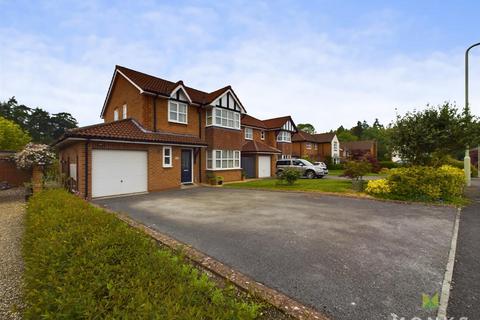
241, 114, 297, 178
340, 140, 378, 160
291, 131, 341, 163
54, 65, 296, 199
0, 150, 31, 187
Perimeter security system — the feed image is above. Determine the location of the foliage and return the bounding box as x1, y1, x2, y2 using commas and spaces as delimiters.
365, 179, 391, 196
379, 160, 398, 169
225, 178, 353, 193
0, 97, 78, 144
366, 165, 466, 203
364, 154, 381, 173
23, 189, 261, 319
277, 168, 301, 185
433, 154, 478, 177
343, 161, 372, 180
337, 131, 358, 142
15, 143, 56, 169
297, 123, 315, 134
390, 102, 479, 165
0, 116, 31, 151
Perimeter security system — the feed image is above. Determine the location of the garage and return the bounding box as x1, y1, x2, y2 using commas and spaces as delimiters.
241, 155, 256, 178
258, 155, 271, 178
92, 149, 148, 198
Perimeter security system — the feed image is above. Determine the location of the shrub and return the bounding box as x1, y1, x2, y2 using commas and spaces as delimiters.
343, 161, 372, 180
365, 179, 391, 196
23, 189, 261, 319
385, 165, 465, 202
379, 161, 398, 169
15, 143, 55, 169
364, 155, 381, 173
277, 168, 301, 185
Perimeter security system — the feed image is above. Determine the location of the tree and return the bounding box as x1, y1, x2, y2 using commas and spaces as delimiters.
337, 131, 358, 142
0, 97, 78, 144
0, 116, 31, 151
390, 102, 478, 165
297, 123, 316, 134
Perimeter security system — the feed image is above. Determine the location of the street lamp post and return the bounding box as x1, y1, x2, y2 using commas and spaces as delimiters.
465, 42, 480, 185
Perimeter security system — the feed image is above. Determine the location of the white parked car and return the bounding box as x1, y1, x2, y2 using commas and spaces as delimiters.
313, 162, 329, 175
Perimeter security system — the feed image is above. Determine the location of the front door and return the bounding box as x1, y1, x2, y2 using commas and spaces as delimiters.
181, 149, 192, 183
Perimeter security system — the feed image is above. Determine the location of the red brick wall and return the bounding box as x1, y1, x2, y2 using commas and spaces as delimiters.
205, 127, 243, 150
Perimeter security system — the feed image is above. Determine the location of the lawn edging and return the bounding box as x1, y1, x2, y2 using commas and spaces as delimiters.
98, 206, 330, 320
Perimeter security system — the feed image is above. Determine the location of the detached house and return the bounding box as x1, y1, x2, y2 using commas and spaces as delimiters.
291, 131, 340, 163
54, 66, 296, 199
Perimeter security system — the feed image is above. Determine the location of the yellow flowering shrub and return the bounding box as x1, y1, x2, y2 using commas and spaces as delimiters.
365, 179, 391, 195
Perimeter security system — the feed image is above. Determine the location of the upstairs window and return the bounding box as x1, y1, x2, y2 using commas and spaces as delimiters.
206, 107, 240, 130
277, 131, 291, 142
245, 127, 253, 140
333, 141, 338, 152
261, 131, 265, 140
122, 104, 127, 119
306, 142, 312, 149
114, 109, 119, 121
169, 101, 188, 124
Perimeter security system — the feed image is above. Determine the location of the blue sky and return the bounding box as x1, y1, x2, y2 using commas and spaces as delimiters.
1, 0, 479, 131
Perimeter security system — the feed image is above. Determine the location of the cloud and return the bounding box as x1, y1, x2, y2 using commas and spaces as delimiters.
1, 0, 479, 134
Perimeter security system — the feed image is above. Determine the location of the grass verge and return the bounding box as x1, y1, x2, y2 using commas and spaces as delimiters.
23, 189, 263, 319
224, 178, 354, 193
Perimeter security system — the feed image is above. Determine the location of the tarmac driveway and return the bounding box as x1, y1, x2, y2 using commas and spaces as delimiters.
95, 188, 456, 320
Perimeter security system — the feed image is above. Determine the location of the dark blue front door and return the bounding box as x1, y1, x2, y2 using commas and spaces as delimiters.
181, 149, 192, 183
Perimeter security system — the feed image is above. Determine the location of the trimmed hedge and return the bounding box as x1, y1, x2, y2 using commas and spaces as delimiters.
366, 165, 465, 203
23, 189, 261, 319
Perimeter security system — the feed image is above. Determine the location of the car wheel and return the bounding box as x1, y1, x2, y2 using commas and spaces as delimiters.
306, 170, 315, 179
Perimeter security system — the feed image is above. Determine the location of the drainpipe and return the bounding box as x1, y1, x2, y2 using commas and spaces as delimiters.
84, 140, 89, 199
153, 95, 158, 131
198, 109, 202, 183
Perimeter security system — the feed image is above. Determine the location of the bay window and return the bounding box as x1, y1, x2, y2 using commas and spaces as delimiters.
277, 131, 291, 142
206, 107, 240, 130
206, 150, 241, 169
169, 101, 188, 124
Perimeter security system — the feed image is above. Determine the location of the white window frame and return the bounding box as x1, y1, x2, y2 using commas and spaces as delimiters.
306, 142, 312, 149
163, 146, 172, 168
113, 109, 119, 121
333, 141, 338, 152
122, 104, 127, 119
277, 131, 291, 142
245, 127, 253, 140
168, 101, 188, 124
206, 150, 241, 170
261, 131, 265, 140
206, 107, 240, 130
314, 144, 318, 150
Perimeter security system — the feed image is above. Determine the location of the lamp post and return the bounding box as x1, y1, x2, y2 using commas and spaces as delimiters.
465, 42, 480, 185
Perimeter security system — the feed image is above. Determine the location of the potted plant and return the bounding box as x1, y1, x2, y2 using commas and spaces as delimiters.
216, 176, 224, 185
206, 172, 216, 185
241, 170, 246, 180
343, 160, 372, 192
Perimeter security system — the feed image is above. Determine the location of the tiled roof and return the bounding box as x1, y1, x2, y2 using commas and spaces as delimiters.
241, 114, 267, 129
341, 140, 376, 150
242, 140, 281, 154
116, 66, 230, 105
292, 131, 336, 143
262, 116, 293, 130
55, 119, 207, 146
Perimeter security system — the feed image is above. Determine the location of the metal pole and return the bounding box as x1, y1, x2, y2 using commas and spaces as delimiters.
465, 43, 480, 183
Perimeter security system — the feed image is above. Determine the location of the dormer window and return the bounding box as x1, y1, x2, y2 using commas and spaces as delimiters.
277, 131, 291, 142
169, 101, 188, 124
245, 128, 253, 140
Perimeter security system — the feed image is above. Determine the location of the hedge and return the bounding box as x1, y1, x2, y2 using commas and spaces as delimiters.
366, 165, 466, 203
23, 189, 261, 319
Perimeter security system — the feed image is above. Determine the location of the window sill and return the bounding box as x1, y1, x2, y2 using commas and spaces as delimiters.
206, 168, 242, 171
168, 120, 188, 125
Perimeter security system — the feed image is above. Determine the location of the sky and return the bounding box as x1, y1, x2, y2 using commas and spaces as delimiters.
1, 0, 480, 132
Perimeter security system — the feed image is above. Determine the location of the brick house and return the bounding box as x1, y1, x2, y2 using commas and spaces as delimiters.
340, 140, 378, 160
291, 131, 340, 163
54, 66, 296, 199
240, 114, 297, 178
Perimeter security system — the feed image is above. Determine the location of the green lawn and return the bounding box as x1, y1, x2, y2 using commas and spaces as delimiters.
328, 169, 384, 177
225, 178, 354, 193
23, 189, 262, 319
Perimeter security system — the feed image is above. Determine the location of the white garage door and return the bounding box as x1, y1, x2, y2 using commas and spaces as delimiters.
92, 149, 148, 198
258, 156, 271, 178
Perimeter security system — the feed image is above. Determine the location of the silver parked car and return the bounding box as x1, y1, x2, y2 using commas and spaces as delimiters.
276, 159, 325, 179
313, 162, 329, 175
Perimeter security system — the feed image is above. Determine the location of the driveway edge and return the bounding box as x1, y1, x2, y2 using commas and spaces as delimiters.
437, 208, 461, 318
95, 205, 330, 320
